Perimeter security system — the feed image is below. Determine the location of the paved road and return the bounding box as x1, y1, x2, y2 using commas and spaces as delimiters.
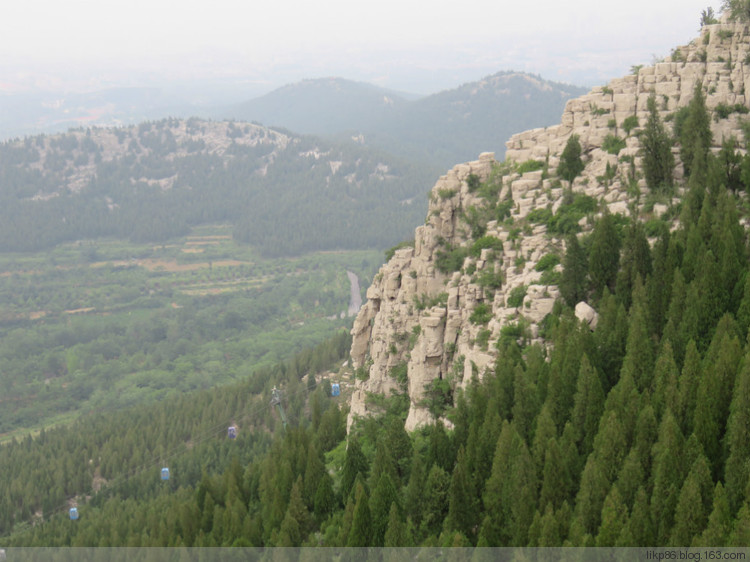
346, 271, 362, 316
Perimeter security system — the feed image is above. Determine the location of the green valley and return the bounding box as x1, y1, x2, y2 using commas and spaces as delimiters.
0, 224, 381, 440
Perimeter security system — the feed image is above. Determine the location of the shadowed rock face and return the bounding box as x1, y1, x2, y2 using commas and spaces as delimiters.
347, 16, 750, 432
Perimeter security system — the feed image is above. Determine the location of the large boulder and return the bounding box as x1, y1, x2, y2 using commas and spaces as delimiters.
575, 301, 599, 330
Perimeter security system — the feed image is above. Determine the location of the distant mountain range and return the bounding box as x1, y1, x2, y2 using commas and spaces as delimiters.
1, 72, 587, 170
228, 72, 588, 168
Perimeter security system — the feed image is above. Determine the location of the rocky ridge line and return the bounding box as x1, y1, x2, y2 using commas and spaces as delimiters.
348, 15, 750, 431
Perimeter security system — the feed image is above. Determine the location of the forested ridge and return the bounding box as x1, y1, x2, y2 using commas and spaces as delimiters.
7, 137, 750, 546
0, 118, 440, 256
0, 332, 351, 542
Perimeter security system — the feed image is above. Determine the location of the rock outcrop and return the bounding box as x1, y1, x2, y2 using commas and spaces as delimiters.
348, 15, 750, 432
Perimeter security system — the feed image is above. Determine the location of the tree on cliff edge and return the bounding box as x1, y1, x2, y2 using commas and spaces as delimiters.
641, 95, 675, 192
722, 0, 750, 21
558, 134, 585, 187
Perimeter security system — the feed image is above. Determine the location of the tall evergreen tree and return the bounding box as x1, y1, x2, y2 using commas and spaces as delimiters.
539, 437, 572, 511
641, 94, 675, 191
619, 278, 654, 394
596, 486, 629, 546
571, 354, 605, 456
347, 482, 372, 547
724, 355, 750, 513
404, 450, 426, 528
670, 454, 713, 546
369, 472, 400, 546
616, 221, 652, 309
560, 234, 589, 307
651, 341, 680, 420
588, 212, 621, 299
340, 438, 368, 503
444, 447, 478, 541
679, 82, 712, 178
383, 502, 408, 547
558, 134, 585, 186
421, 464, 451, 539
698, 483, 732, 546
651, 410, 686, 544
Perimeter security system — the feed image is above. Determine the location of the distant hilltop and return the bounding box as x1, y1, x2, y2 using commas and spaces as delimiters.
228, 71, 588, 168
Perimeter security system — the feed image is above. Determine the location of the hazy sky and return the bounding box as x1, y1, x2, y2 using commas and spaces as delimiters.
2, 0, 722, 95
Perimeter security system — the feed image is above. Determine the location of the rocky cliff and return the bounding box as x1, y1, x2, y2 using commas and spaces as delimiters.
348, 16, 750, 431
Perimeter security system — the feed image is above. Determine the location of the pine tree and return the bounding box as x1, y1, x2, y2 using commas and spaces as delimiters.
383, 416, 412, 482
662, 270, 688, 365
538, 504, 563, 546
619, 277, 654, 393
404, 450, 425, 528
369, 472, 400, 546
736, 266, 750, 338
614, 448, 645, 510
588, 212, 621, 299
313, 472, 336, 522
646, 228, 675, 338
347, 482, 372, 547
694, 328, 742, 477
421, 464, 450, 539
670, 454, 713, 546
591, 410, 628, 484
651, 410, 686, 544
511, 364, 539, 441
651, 341, 680, 420
595, 290, 628, 390
560, 234, 588, 307
698, 483, 732, 546
506, 432, 538, 545
340, 438, 368, 503
719, 136, 743, 192
444, 446, 478, 540
531, 404, 558, 474
724, 355, 750, 513
539, 437, 572, 511
281, 476, 312, 545
677, 340, 702, 435
303, 442, 325, 508
616, 221, 653, 309
558, 134, 585, 186
596, 486, 629, 546
730, 503, 750, 545
570, 353, 605, 456
369, 439, 399, 490
626, 487, 656, 546
383, 502, 407, 547
679, 82, 712, 179
574, 455, 610, 536
642, 94, 675, 191
632, 405, 658, 478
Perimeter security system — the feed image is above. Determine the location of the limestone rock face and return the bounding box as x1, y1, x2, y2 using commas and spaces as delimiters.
348, 18, 750, 432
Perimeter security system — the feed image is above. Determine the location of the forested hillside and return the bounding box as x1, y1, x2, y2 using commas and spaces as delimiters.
0, 118, 440, 256
7, 149, 750, 546
0, 332, 350, 542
